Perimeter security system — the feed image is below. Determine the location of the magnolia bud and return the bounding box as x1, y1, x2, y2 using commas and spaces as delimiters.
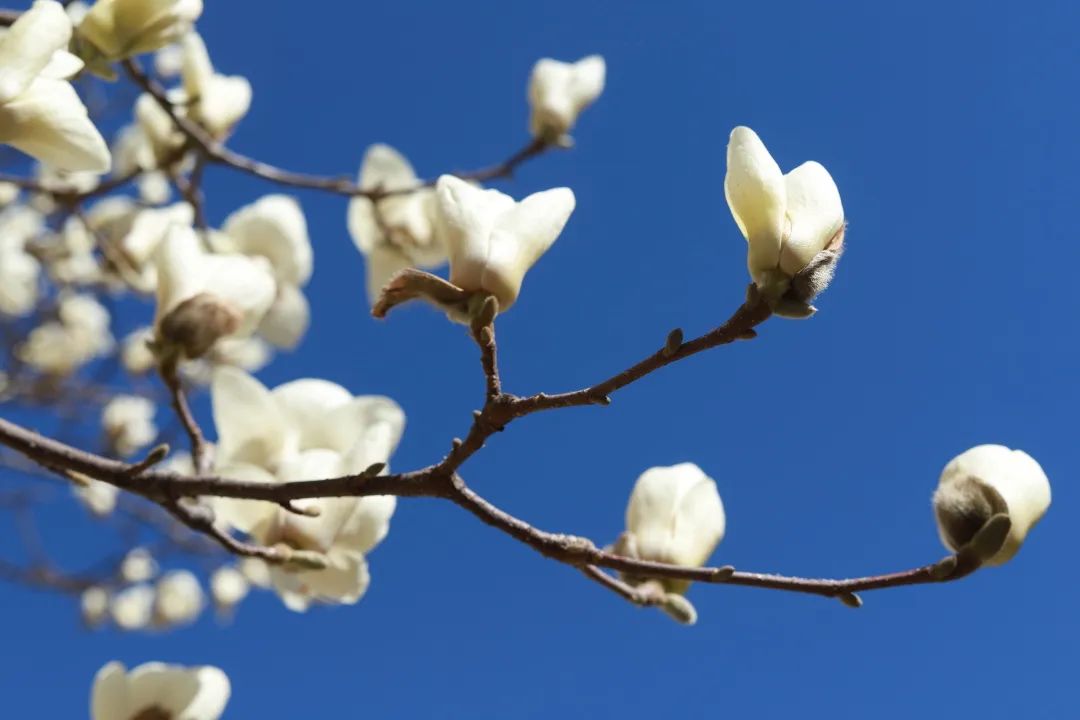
933, 445, 1051, 566
81, 586, 109, 628
528, 55, 606, 142
724, 126, 845, 316
158, 292, 242, 360
623, 463, 726, 595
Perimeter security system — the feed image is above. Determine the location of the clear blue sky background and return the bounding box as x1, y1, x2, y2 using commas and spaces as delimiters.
2, 0, 1078, 717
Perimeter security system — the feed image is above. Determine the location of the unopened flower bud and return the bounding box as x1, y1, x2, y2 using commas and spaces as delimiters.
528, 55, 605, 142
158, 292, 243, 360
933, 445, 1051, 566
81, 586, 109, 628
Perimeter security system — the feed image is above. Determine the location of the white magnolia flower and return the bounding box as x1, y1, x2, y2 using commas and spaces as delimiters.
18, 293, 113, 374
239, 557, 271, 588
209, 565, 249, 612
933, 445, 1052, 566
153, 224, 277, 359
435, 174, 575, 312
0, 205, 44, 316
121, 547, 158, 583
50, 214, 105, 285
77, 0, 203, 61
218, 194, 312, 349
91, 661, 230, 720
109, 584, 155, 630
623, 463, 726, 595
180, 32, 251, 138
121, 326, 156, 374
528, 55, 605, 141
724, 126, 845, 316
81, 585, 109, 627
102, 395, 157, 457
210, 367, 404, 611
0, 1, 111, 172
348, 144, 445, 303
121, 202, 194, 269
0, 181, 20, 206
154, 569, 204, 627
154, 42, 183, 77
75, 479, 119, 516
135, 92, 185, 162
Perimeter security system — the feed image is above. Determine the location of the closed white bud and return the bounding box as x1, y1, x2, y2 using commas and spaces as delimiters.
210, 566, 249, 613
624, 463, 726, 594
80, 586, 109, 627
102, 395, 157, 457
528, 55, 605, 142
77, 0, 203, 61
933, 445, 1051, 566
108, 584, 155, 630
153, 569, 204, 627
435, 175, 575, 313
120, 547, 158, 583
724, 126, 844, 316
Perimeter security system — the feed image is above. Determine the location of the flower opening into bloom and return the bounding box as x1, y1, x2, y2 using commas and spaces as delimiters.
91, 661, 230, 720
77, 0, 203, 62
528, 55, 605, 143
724, 125, 845, 317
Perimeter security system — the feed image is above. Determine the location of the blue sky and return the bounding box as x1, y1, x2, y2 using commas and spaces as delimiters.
2, 0, 1078, 717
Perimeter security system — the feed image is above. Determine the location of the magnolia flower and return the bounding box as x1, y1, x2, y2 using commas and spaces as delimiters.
209, 367, 404, 611
528, 55, 605, 142
0, 1, 110, 172
180, 32, 251, 138
218, 194, 312, 348
0, 181, 20, 206
121, 202, 195, 270
77, 0, 203, 61
121, 547, 158, 583
239, 557, 271, 589
18, 293, 113, 374
622, 463, 726, 597
154, 42, 183, 77
724, 126, 845, 317
102, 395, 157, 457
0, 206, 44, 316
348, 144, 445, 303
435, 174, 575, 312
81, 586, 109, 627
91, 661, 230, 720
49, 214, 105, 285
209, 566, 249, 613
121, 326, 156, 374
933, 445, 1051, 566
154, 570, 204, 627
135, 92, 185, 162
153, 224, 277, 360
75, 479, 119, 516
109, 584, 155, 630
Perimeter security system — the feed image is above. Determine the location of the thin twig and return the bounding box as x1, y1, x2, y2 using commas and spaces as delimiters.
158, 359, 209, 475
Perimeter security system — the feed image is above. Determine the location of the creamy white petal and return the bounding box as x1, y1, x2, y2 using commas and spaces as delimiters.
338, 495, 396, 554
79, 0, 203, 60
210, 367, 294, 469
779, 161, 844, 276
257, 284, 309, 349
271, 378, 354, 451
221, 194, 312, 286
0, 0, 72, 104
91, 661, 132, 719
0, 76, 111, 173
211, 462, 280, 536
331, 396, 406, 474
724, 126, 785, 278
364, 244, 412, 305
528, 55, 606, 138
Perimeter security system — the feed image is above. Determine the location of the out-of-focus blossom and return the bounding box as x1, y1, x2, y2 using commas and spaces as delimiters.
81, 585, 109, 627
18, 293, 113, 374
348, 144, 445, 303
91, 661, 230, 720
121, 547, 158, 583
528, 55, 605, 142
102, 395, 157, 457
154, 42, 183, 77
0, 205, 45, 316
218, 194, 312, 348
209, 367, 404, 611
75, 479, 119, 516
121, 326, 157, 374
153, 224, 276, 359
109, 584, 155, 630
0, 1, 111, 172
179, 32, 251, 138
724, 125, 845, 317
153, 569, 204, 627
210, 566, 249, 613
77, 0, 203, 61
